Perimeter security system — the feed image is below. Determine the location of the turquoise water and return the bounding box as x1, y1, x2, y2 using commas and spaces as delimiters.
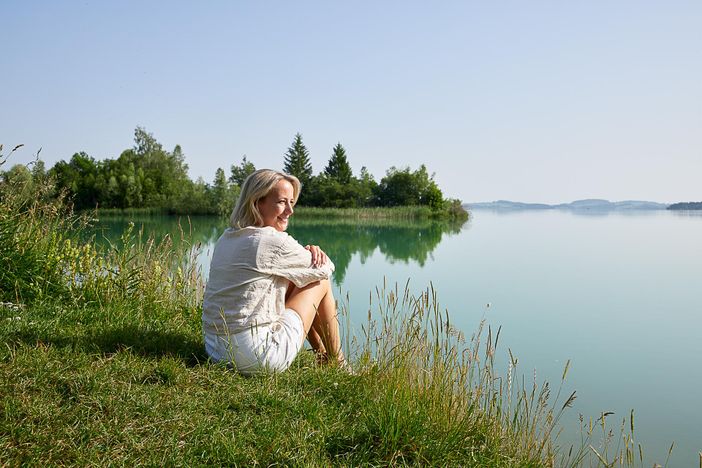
98, 209, 702, 464
289, 209, 701, 465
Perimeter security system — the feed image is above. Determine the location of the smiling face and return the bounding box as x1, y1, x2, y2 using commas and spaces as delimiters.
257, 179, 295, 231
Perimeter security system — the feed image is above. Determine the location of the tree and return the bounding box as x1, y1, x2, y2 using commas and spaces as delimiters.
305, 177, 347, 208
356, 166, 378, 207
375, 165, 443, 208
375, 167, 420, 206
324, 143, 352, 185
422, 183, 444, 211
169, 144, 189, 184
283, 133, 313, 187
2, 163, 34, 193
170, 177, 210, 215
48, 152, 102, 209
133, 126, 163, 156
229, 155, 256, 187
283, 133, 314, 205
212, 167, 237, 216
171, 144, 186, 168
129, 128, 189, 208
31, 160, 47, 183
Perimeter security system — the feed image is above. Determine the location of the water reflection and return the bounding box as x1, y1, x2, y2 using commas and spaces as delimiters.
468, 207, 689, 218
87, 215, 226, 248
666, 209, 702, 219
88, 215, 469, 285
288, 217, 468, 283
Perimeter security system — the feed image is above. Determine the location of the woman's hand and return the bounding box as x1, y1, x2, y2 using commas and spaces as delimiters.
305, 245, 328, 267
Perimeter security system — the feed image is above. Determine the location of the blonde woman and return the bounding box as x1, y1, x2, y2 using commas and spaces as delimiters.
202, 169, 346, 374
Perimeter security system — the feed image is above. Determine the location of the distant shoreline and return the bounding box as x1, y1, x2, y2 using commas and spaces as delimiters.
464, 199, 673, 211
667, 202, 702, 210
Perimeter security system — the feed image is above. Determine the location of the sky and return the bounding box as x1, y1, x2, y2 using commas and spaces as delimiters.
2, 1, 700, 204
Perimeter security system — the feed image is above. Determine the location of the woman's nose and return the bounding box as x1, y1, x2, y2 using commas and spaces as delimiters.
286, 202, 294, 215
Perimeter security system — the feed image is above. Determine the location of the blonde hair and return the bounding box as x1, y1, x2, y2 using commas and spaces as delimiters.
229, 169, 301, 229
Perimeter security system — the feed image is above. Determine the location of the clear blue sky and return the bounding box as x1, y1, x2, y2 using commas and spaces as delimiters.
2, 1, 700, 204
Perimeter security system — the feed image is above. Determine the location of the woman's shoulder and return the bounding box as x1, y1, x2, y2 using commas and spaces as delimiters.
228, 226, 295, 247
218, 226, 270, 247
259, 227, 299, 249
222, 225, 279, 237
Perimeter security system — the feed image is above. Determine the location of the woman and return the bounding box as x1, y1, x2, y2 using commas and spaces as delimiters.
202, 169, 345, 375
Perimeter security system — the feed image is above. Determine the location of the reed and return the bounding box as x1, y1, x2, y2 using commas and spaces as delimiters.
0, 188, 202, 312
294, 203, 469, 222
341, 280, 654, 466
294, 205, 436, 220
89, 206, 171, 217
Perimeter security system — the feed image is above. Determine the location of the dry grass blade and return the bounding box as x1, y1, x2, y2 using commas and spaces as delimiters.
589, 445, 613, 467
562, 359, 570, 381
663, 442, 675, 468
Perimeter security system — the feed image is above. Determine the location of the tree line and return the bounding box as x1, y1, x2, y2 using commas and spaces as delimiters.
667, 202, 702, 210
1, 128, 465, 217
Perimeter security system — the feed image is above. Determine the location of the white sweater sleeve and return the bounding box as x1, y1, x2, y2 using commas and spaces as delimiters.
264, 233, 335, 289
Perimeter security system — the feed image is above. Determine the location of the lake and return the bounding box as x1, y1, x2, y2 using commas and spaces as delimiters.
94, 209, 702, 465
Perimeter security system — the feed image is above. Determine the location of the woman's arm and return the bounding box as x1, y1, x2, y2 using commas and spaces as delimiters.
304, 244, 328, 268
262, 233, 335, 288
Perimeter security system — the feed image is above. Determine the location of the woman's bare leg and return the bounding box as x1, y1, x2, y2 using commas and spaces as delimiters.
286, 279, 344, 362
306, 327, 326, 356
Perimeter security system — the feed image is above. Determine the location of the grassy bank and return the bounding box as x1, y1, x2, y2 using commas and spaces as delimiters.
294, 203, 469, 222
0, 164, 651, 465
0, 295, 541, 466
86, 206, 172, 217
90, 204, 471, 222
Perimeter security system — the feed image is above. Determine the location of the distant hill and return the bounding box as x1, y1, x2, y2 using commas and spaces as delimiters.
465, 199, 669, 211
668, 202, 702, 210
466, 200, 553, 210
604, 200, 669, 210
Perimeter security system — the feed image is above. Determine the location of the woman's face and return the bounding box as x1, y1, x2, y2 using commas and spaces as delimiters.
257, 179, 295, 231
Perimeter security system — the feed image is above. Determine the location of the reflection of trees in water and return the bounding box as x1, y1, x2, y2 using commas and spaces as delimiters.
288, 218, 467, 284
88, 215, 468, 285
85, 216, 226, 250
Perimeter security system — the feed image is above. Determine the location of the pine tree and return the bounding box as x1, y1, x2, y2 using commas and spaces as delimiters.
324, 143, 352, 185
283, 133, 313, 187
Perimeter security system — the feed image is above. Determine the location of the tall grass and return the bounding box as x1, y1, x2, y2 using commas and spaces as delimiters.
0, 172, 74, 303
89, 206, 171, 217
1, 147, 666, 465
295, 205, 436, 220
341, 281, 660, 467
1, 150, 203, 311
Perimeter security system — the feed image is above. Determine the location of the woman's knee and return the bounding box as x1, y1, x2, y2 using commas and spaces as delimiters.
319, 277, 332, 293
305, 278, 332, 298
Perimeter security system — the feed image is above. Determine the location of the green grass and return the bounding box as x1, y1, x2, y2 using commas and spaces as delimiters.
0, 294, 543, 466
0, 287, 655, 467
0, 296, 517, 466
0, 152, 659, 466
294, 201, 469, 222
87, 206, 171, 217
87, 201, 471, 221
294, 206, 437, 220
